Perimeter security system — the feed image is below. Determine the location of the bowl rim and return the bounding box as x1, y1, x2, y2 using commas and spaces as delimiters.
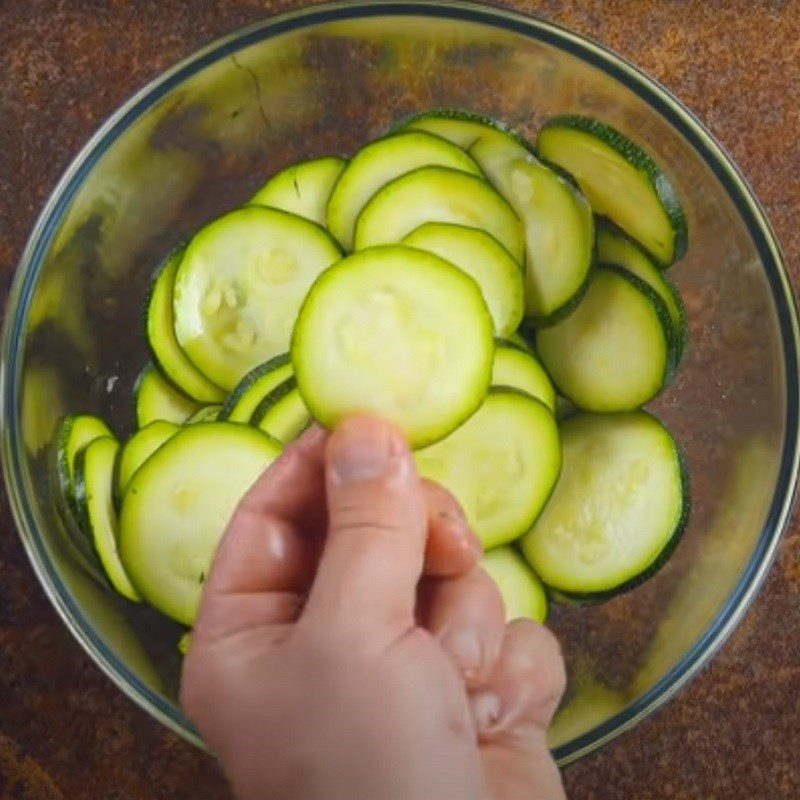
2, 0, 798, 766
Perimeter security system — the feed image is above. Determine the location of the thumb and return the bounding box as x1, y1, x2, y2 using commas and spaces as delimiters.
301, 415, 427, 644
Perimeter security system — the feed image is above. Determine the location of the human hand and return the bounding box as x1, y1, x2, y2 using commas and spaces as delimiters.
181, 417, 566, 800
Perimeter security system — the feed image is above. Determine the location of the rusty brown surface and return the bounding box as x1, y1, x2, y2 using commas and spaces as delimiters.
1, 1, 799, 798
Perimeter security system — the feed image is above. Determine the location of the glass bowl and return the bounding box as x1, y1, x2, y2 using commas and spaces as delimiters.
2, 0, 798, 766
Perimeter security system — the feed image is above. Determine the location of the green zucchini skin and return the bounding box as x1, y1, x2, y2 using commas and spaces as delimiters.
391, 108, 535, 152
74, 436, 142, 602
596, 219, 687, 364
537, 115, 687, 267
55, 413, 114, 518
185, 405, 222, 424
252, 377, 312, 444
143, 246, 226, 404
251, 376, 300, 426
527, 237, 597, 329
218, 353, 293, 423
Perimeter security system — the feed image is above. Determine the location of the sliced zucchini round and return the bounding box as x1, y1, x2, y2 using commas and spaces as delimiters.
394, 109, 529, 151
173, 205, 342, 391
116, 420, 179, 498
119, 423, 282, 626
482, 546, 548, 623
353, 166, 524, 264
251, 156, 346, 227
74, 437, 141, 602
327, 131, 481, 250
134, 363, 201, 427
492, 342, 556, 412
402, 223, 524, 337
253, 378, 312, 444
218, 353, 293, 424
292, 245, 494, 448
415, 389, 561, 549
536, 267, 675, 412
597, 223, 686, 361
145, 247, 226, 403
470, 136, 595, 323
521, 411, 688, 599
56, 414, 114, 511
537, 116, 687, 267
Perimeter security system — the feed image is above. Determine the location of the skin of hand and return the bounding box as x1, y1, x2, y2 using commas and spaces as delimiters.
181, 417, 566, 800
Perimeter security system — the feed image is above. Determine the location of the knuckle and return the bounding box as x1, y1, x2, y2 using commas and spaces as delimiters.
510, 619, 567, 697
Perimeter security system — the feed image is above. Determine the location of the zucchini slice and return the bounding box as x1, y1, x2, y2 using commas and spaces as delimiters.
353, 166, 524, 264
597, 223, 686, 361
394, 109, 528, 151
218, 353, 293, 424
116, 420, 179, 498
492, 342, 556, 412
521, 411, 688, 600
537, 116, 687, 267
536, 267, 675, 412
145, 247, 226, 403
482, 546, 548, 623
253, 378, 312, 444
402, 222, 524, 337
470, 136, 595, 323
74, 437, 141, 602
173, 205, 342, 391
415, 389, 561, 549
251, 156, 346, 227
327, 131, 482, 250
134, 363, 201, 427
56, 414, 114, 512
292, 245, 494, 448
119, 423, 282, 626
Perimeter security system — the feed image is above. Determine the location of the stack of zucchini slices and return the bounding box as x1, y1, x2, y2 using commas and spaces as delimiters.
54, 109, 689, 638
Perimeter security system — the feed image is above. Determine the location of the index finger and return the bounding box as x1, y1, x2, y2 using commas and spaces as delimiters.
202, 425, 328, 601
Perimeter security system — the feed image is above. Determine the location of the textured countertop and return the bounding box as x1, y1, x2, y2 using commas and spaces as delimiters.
1, 1, 800, 798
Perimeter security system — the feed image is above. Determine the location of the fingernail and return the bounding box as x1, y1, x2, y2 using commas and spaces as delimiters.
437, 510, 483, 559
464, 528, 483, 559
329, 418, 405, 484
470, 692, 502, 734
437, 506, 466, 524
440, 628, 483, 681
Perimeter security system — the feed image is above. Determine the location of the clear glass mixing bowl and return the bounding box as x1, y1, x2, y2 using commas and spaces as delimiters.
2, 0, 798, 765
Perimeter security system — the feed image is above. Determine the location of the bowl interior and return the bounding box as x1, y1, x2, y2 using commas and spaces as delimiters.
5, 2, 797, 764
